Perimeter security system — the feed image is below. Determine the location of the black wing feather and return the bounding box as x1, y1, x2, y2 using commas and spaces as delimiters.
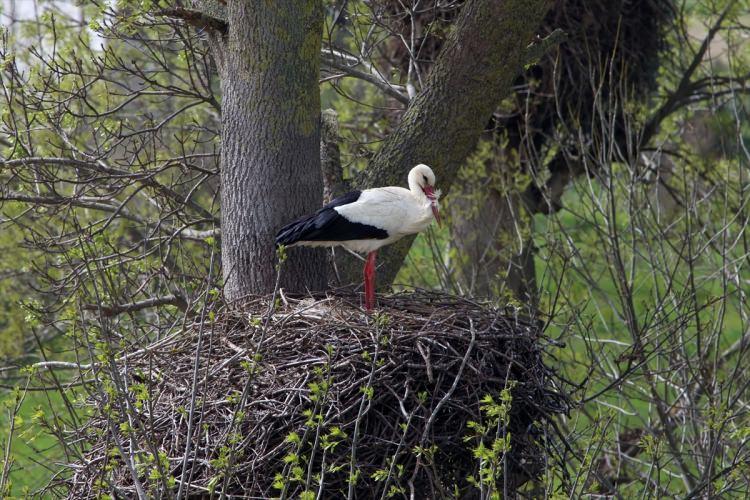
275, 190, 388, 246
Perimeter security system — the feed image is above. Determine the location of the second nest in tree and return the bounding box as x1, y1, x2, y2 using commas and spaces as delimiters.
66, 291, 570, 498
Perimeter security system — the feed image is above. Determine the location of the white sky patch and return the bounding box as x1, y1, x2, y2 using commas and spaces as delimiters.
1, 0, 105, 50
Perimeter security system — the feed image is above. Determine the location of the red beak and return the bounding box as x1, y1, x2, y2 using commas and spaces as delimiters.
423, 186, 441, 226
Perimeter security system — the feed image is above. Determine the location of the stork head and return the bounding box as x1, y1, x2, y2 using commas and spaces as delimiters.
409, 164, 441, 226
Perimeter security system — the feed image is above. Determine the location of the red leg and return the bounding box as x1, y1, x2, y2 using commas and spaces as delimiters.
363, 251, 377, 310
362, 257, 371, 310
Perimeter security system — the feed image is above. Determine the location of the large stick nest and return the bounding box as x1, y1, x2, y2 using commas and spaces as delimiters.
66, 291, 570, 498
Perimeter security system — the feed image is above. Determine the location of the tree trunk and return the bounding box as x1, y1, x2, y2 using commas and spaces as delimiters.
340, 0, 551, 288
213, 0, 327, 301
450, 143, 537, 307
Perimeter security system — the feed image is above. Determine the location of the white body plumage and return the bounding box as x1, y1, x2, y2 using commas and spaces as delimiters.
305, 186, 438, 253
275, 164, 441, 311
276, 164, 441, 253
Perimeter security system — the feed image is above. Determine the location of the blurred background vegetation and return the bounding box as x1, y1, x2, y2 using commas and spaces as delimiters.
1, 0, 750, 496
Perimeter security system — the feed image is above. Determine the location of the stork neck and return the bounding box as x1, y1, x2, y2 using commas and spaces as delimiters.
408, 174, 428, 202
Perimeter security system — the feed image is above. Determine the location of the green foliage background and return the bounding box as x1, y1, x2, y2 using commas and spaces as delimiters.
1, 0, 749, 496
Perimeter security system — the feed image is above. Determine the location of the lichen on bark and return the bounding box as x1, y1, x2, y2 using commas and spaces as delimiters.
213, 0, 328, 300
338, 0, 553, 288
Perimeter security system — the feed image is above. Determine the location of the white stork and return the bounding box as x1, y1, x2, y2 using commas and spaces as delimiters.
276, 164, 441, 310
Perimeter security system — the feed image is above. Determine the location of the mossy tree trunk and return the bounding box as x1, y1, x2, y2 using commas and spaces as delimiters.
336, 0, 552, 289
197, 0, 550, 297
209, 0, 327, 300
450, 142, 538, 307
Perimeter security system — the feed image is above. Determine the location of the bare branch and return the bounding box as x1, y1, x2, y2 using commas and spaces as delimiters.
83, 294, 188, 317
640, 0, 738, 147
523, 28, 568, 67
320, 108, 349, 203
346, 0, 552, 286
175, 227, 221, 241
321, 47, 410, 104
156, 7, 227, 33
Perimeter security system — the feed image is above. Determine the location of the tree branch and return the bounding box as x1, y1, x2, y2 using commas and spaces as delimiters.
175, 227, 221, 241
158, 8, 410, 102
321, 48, 410, 104
83, 294, 188, 317
341, 0, 552, 287
156, 7, 227, 33
191, 0, 228, 23
640, 0, 737, 147
1, 156, 218, 223
320, 109, 349, 203
523, 28, 567, 67
523, 1, 737, 216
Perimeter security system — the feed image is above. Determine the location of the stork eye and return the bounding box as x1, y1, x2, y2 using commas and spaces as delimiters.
422, 175, 428, 183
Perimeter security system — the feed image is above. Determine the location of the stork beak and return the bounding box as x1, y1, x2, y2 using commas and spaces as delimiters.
432, 204, 442, 226
422, 186, 442, 226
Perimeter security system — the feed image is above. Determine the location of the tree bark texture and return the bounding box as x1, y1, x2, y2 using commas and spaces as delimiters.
342, 0, 552, 288
450, 145, 537, 307
320, 109, 349, 203
214, 0, 327, 301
